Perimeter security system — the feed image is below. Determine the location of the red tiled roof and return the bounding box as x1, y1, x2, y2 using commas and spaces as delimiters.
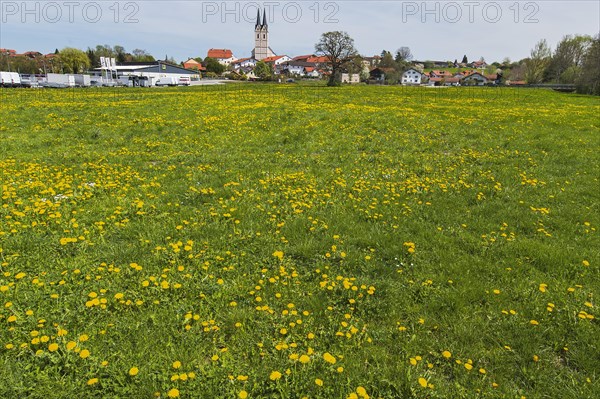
306, 56, 330, 63
207, 49, 233, 59
183, 59, 205, 70
262, 55, 285, 63
292, 54, 313, 61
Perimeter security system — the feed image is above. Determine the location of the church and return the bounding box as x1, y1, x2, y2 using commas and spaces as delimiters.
252, 9, 276, 60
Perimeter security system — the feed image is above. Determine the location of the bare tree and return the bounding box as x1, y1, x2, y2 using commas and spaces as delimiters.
395, 47, 413, 63
315, 31, 357, 86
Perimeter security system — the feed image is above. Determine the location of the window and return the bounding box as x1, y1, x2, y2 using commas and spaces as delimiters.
263, 34, 266, 39
257, 34, 259, 39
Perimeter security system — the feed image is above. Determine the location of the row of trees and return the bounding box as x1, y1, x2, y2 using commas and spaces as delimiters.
0, 45, 156, 74
524, 35, 600, 94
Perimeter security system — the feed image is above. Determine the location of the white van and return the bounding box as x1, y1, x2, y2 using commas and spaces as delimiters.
156, 77, 178, 86
0, 71, 21, 87
178, 76, 190, 86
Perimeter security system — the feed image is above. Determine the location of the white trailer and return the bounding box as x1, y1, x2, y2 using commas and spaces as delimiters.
0, 71, 21, 87
74, 74, 91, 87
45, 73, 76, 88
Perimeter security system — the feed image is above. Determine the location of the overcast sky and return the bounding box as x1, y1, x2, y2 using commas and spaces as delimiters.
1, 1, 599, 62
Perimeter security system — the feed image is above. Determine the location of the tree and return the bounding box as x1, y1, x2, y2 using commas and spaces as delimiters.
576, 35, 600, 95
59, 47, 90, 73
203, 57, 225, 75
379, 51, 396, 69
461, 55, 468, 64
132, 49, 155, 62
524, 39, 551, 83
86, 48, 99, 68
254, 61, 273, 80
545, 35, 593, 83
395, 47, 413, 63
315, 31, 358, 86
114, 45, 126, 63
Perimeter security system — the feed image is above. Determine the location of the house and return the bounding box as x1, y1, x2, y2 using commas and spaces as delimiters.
428, 77, 461, 86
182, 59, 206, 71
341, 73, 360, 84
280, 61, 317, 76
306, 55, 330, 65
206, 49, 236, 65
0, 48, 17, 56
369, 67, 395, 83
232, 58, 257, 70
401, 68, 423, 85
292, 54, 313, 62
23, 51, 42, 58
262, 55, 291, 66
362, 56, 381, 68
461, 72, 488, 85
469, 60, 488, 69
429, 70, 453, 79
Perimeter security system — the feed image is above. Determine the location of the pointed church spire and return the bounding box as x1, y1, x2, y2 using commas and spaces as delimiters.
262, 8, 267, 28
256, 8, 261, 28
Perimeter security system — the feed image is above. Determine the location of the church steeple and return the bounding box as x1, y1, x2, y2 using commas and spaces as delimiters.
253, 8, 274, 60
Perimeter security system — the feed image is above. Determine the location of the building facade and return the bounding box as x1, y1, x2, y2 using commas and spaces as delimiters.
252, 9, 275, 60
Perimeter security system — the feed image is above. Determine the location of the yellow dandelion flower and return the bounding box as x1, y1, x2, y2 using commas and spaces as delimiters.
418, 378, 427, 388
299, 354, 310, 364
323, 352, 336, 364
315, 378, 324, 386
129, 367, 139, 376
442, 350, 452, 359
167, 388, 180, 398
239, 391, 248, 399
172, 360, 181, 369
87, 378, 99, 385
48, 343, 59, 352
269, 370, 282, 380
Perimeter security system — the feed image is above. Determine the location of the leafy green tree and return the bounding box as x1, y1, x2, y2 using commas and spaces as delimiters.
379, 51, 396, 69
315, 31, 358, 86
545, 35, 593, 83
524, 39, 551, 83
131, 49, 155, 62
461, 55, 468, 64
576, 35, 600, 95
254, 61, 272, 80
203, 57, 225, 75
59, 47, 90, 73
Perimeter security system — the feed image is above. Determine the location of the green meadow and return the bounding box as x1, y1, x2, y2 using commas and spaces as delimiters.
0, 85, 599, 398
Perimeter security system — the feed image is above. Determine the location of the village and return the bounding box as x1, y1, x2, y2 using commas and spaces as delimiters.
1, 9, 509, 88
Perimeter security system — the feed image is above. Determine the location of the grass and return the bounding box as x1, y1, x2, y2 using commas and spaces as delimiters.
0, 84, 599, 398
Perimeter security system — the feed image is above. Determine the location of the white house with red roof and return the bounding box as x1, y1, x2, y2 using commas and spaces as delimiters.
207, 49, 237, 65
262, 55, 291, 66
401, 68, 423, 85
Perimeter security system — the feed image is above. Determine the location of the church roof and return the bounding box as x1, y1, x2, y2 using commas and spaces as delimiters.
256, 8, 268, 28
